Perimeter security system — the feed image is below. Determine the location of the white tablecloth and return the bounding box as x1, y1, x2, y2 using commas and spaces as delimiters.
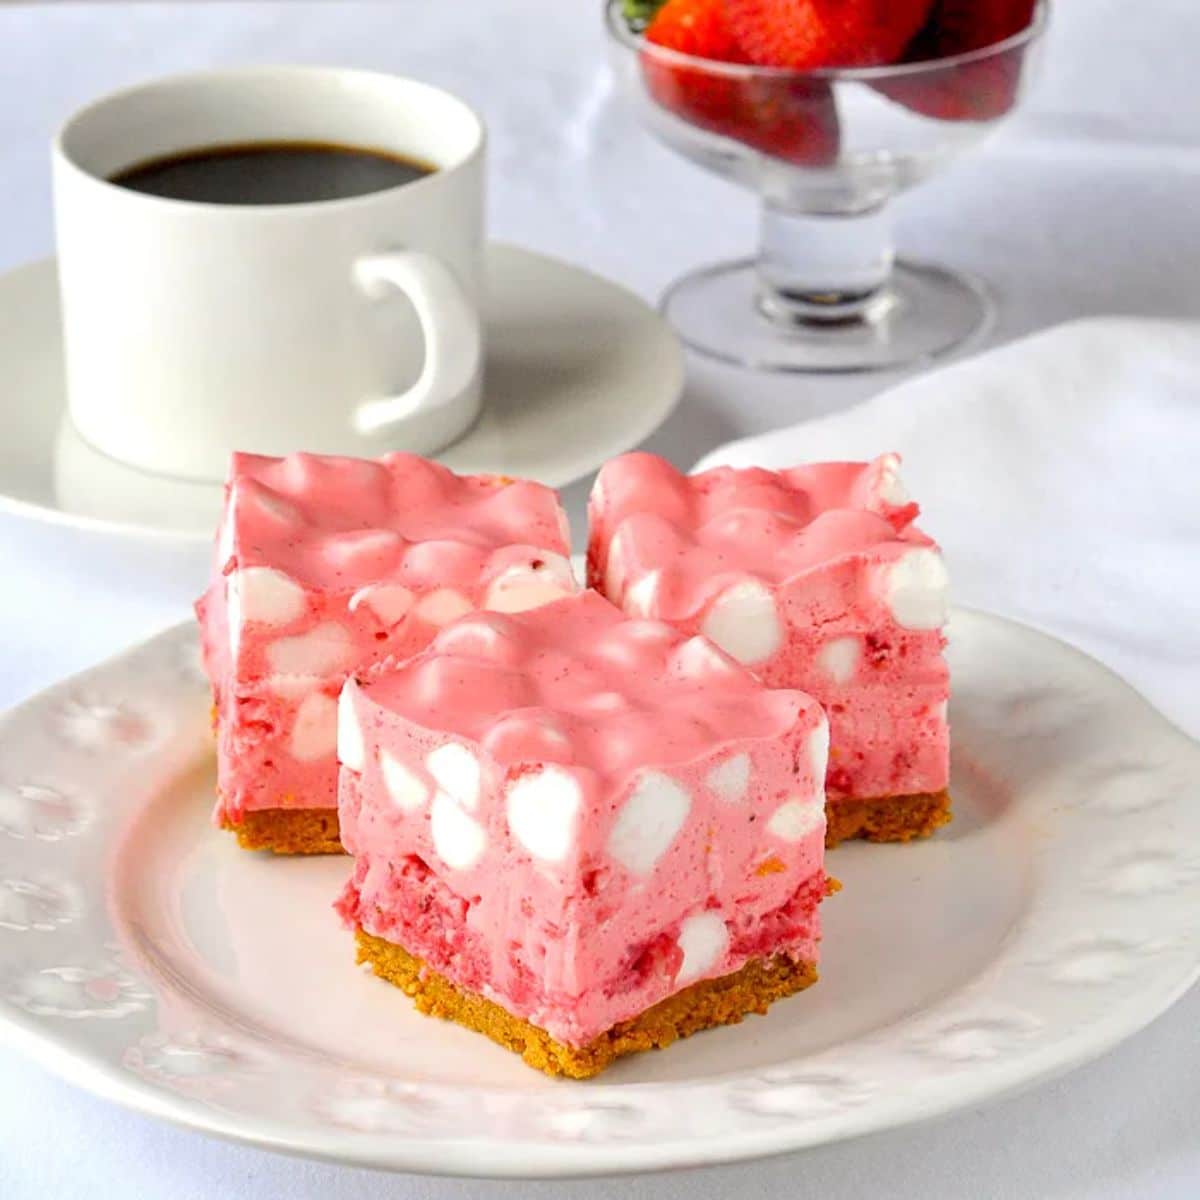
1, 3, 1197, 1197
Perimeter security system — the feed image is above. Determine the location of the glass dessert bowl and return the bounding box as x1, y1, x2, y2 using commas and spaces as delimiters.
605, 0, 1049, 372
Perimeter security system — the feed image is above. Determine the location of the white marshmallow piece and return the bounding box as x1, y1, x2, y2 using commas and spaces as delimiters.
226, 574, 244, 661
676, 911, 730, 983
379, 751, 430, 813
875, 452, 910, 507
603, 525, 633, 602
767, 797, 824, 843
290, 692, 338, 762
818, 636, 861, 684
433, 615, 517, 663
266, 622, 356, 678
701, 580, 782, 666
415, 588, 473, 627
608, 771, 691, 876
337, 681, 365, 771
430, 791, 487, 870
670, 636, 741, 682
809, 720, 830, 786
425, 743, 481, 811
886, 548, 949, 631
706, 753, 751, 803
226, 567, 307, 661
234, 567, 307, 625
623, 570, 661, 619
483, 553, 576, 614
506, 766, 582, 863
348, 583, 414, 628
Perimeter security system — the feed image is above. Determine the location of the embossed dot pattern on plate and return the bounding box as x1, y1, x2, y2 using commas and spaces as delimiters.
0, 878, 80, 932
7, 962, 152, 1020
0, 781, 89, 840
56, 696, 157, 752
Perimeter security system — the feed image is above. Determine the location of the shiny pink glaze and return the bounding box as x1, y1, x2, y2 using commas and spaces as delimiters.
587, 452, 949, 801
336, 591, 829, 1047
196, 452, 574, 824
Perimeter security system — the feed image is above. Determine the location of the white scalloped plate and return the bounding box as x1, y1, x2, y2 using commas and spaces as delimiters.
0, 610, 1197, 1177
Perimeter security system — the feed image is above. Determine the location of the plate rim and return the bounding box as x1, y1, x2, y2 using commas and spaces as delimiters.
0, 243, 683, 543
0, 607, 1197, 1178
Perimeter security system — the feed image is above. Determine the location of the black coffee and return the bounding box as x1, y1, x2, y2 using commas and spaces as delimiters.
109, 140, 434, 205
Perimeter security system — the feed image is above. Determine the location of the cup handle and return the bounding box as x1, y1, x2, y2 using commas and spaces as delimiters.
351, 251, 482, 437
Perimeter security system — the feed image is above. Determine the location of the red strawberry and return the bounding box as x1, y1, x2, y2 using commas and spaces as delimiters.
737, 76, 841, 166
640, 0, 841, 166
875, 0, 1037, 121
913, 0, 1037, 55
874, 57, 1025, 121
645, 0, 750, 61
724, 0, 934, 69
641, 0, 751, 141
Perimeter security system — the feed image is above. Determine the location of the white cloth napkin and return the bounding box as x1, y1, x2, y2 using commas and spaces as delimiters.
694, 318, 1200, 737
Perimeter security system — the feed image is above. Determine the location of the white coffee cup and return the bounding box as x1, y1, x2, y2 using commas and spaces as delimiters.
53, 66, 485, 483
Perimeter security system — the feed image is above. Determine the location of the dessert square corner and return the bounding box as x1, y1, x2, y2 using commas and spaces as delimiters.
194, 451, 575, 851
586, 451, 952, 845
335, 589, 833, 1075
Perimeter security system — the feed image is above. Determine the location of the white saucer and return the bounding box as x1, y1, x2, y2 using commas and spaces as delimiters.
0, 244, 683, 541
0, 610, 1196, 1177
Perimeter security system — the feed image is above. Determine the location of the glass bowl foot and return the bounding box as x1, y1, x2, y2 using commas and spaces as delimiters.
661, 258, 994, 373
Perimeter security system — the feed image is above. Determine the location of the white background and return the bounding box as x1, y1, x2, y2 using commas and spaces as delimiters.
1, 2, 1198, 1196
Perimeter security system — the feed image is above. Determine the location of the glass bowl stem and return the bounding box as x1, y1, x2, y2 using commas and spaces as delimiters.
758, 200, 896, 325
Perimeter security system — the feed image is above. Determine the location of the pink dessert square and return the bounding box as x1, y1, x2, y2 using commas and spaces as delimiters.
195, 451, 574, 852
587, 452, 950, 846
335, 590, 830, 1075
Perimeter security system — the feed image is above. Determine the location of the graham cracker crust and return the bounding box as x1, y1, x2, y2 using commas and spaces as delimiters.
210, 700, 345, 854
220, 807, 344, 855
825, 788, 951, 849
355, 929, 819, 1079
